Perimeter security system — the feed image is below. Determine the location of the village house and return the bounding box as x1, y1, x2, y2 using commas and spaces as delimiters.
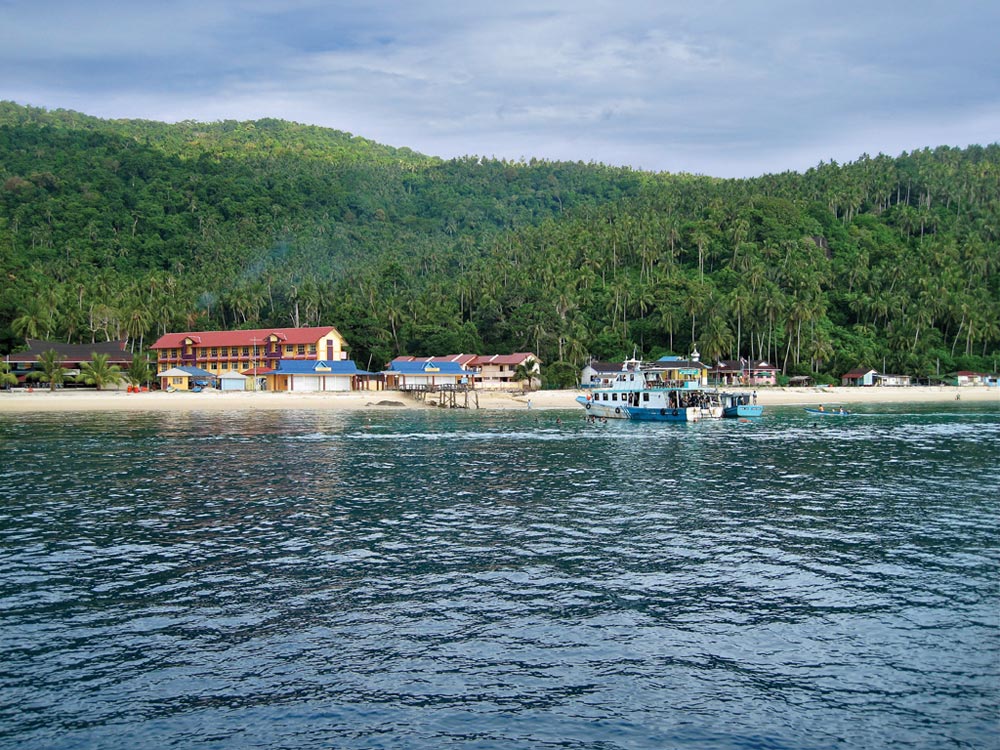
955, 370, 988, 386
157, 365, 215, 391
383, 358, 470, 390
841, 367, 878, 386
874, 373, 912, 387
264, 359, 376, 392
470, 353, 540, 390
708, 359, 779, 386
6, 339, 133, 385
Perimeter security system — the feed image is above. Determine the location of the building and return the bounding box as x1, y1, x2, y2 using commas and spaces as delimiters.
6, 339, 132, 384
383, 359, 470, 390
874, 373, 912, 387
653, 356, 710, 387
150, 326, 348, 377
841, 368, 878, 386
955, 371, 987, 386
157, 365, 215, 391
218, 370, 249, 391
264, 360, 375, 392
709, 359, 779, 386
470, 353, 540, 390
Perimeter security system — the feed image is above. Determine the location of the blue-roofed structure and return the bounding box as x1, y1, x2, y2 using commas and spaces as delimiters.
382, 359, 470, 390
156, 365, 216, 391
263, 359, 377, 392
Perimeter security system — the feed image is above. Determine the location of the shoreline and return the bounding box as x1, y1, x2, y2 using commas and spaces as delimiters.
0, 385, 997, 414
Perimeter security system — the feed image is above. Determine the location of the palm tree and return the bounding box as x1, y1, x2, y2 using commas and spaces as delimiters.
77, 353, 123, 391
513, 359, 539, 393
32, 349, 68, 392
0, 362, 18, 391
12, 301, 53, 341
125, 353, 153, 389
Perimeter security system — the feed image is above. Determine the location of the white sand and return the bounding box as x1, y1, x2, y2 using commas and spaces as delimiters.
0, 385, 996, 413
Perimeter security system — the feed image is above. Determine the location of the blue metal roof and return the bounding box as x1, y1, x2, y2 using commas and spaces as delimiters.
270, 359, 372, 375
383, 360, 467, 375
178, 365, 215, 377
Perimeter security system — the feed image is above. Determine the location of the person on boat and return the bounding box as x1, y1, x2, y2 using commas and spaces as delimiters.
818, 404, 825, 412
839, 406, 846, 414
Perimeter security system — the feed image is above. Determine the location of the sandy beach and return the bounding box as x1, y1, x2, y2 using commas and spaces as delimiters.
0, 384, 996, 413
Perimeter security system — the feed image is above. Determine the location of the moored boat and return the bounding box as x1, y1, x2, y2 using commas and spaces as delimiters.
721, 392, 763, 418
577, 358, 723, 422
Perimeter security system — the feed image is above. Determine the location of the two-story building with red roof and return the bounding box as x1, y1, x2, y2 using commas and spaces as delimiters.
150, 326, 348, 384
470, 353, 541, 390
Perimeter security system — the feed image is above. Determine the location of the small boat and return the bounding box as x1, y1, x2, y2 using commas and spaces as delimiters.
804, 407, 852, 416
721, 392, 763, 418
577, 358, 723, 422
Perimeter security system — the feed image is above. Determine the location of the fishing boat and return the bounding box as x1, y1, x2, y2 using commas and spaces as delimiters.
804, 406, 852, 416
721, 392, 763, 418
576, 358, 723, 422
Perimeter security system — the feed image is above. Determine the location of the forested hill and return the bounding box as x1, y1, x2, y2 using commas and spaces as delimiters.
1, 101, 997, 382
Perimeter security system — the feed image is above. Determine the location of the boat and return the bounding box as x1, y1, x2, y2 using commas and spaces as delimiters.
576, 358, 723, 422
721, 392, 763, 418
804, 407, 852, 416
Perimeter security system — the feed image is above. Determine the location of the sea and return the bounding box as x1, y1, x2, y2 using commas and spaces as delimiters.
1, 402, 998, 749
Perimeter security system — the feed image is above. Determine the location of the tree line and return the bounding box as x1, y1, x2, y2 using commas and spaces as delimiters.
1, 102, 997, 385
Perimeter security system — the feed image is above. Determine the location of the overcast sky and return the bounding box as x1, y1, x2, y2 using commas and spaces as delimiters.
2, 1, 998, 177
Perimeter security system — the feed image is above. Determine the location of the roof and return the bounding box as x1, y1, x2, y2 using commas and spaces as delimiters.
7, 339, 131, 363
384, 360, 468, 375
710, 359, 778, 371
653, 358, 709, 371
217, 370, 248, 379
150, 326, 343, 350
583, 361, 625, 373
843, 368, 878, 377
157, 366, 213, 380
470, 353, 540, 366
391, 354, 477, 367
269, 359, 372, 375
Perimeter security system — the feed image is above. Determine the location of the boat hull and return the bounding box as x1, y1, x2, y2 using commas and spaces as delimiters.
724, 404, 763, 418
804, 408, 851, 416
577, 395, 704, 422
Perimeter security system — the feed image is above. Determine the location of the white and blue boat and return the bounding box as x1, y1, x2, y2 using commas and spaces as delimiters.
577, 358, 723, 422
721, 392, 763, 418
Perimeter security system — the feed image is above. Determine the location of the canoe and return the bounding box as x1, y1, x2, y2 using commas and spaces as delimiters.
804, 407, 852, 416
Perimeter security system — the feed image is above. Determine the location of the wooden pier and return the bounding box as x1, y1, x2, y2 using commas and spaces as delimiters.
398, 384, 479, 409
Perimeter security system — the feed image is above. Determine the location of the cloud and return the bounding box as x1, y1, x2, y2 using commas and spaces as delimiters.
2, 0, 998, 177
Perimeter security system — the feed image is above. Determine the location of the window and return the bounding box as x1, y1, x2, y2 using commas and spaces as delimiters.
642, 393, 650, 402
242, 347, 250, 356
211, 348, 218, 357
611, 393, 618, 401
285, 345, 294, 353
297, 345, 305, 355
308, 344, 316, 354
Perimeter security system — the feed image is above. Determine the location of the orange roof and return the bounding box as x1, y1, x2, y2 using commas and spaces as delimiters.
150, 326, 342, 350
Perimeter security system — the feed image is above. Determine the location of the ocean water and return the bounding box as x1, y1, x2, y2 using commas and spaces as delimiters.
1, 403, 998, 749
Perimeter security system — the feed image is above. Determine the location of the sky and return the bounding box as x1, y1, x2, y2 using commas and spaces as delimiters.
2, 0, 998, 178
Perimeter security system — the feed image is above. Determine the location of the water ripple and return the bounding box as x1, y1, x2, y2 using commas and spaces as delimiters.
1, 405, 997, 748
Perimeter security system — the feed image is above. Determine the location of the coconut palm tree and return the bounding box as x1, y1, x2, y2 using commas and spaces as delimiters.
513, 359, 539, 393
0, 362, 18, 391
125, 353, 153, 389
32, 350, 68, 392
77, 353, 123, 391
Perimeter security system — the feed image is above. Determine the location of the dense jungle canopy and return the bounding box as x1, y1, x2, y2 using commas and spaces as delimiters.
1, 101, 998, 384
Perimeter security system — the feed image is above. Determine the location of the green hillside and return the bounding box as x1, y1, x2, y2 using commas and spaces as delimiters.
1, 101, 997, 381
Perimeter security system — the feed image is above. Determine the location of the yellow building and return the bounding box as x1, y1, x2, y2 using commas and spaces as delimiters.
150, 326, 348, 378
